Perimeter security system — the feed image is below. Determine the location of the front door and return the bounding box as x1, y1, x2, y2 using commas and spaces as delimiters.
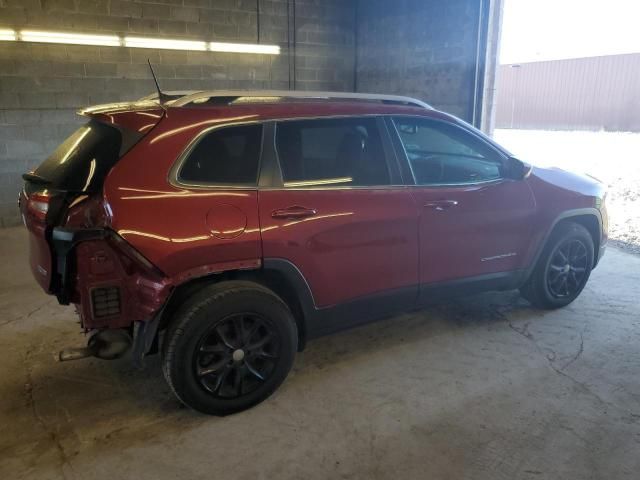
388, 116, 537, 297
258, 116, 419, 309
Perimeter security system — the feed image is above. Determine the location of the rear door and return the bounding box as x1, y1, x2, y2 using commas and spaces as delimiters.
387, 116, 537, 296
258, 116, 419, 309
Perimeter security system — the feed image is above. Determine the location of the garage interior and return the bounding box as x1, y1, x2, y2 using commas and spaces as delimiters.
0, 1, 638, 479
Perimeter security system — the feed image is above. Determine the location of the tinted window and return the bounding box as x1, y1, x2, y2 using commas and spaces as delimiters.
392, 117, 504, 185
34, 120, 123, 192
276, 118, 390, 187
179, 124, 262, 185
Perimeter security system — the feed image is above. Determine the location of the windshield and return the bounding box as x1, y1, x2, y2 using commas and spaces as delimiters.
34, 120, 123, 192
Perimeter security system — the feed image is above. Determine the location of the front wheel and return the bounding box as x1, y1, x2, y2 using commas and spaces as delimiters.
162, 281, 298, 415
520, 222, 594, 309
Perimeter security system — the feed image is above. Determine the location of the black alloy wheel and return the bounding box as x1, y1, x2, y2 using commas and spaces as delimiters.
194, 314, 280, 399
546, 239, 589, 298
520, 222, 594, 309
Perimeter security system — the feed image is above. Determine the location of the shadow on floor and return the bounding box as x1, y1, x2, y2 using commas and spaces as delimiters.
0, 288, 538, 462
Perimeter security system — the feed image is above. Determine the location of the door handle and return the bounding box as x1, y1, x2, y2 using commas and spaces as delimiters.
271, 206, 317, 219
424, 200, 458, 211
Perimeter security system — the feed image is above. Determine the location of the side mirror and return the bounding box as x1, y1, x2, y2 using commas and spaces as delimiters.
507, 156, 532, 180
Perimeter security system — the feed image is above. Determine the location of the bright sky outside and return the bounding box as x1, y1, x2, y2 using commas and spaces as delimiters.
499, 0, 640, 64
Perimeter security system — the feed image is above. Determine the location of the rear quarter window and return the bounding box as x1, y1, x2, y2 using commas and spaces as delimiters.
178, 124, 263, 186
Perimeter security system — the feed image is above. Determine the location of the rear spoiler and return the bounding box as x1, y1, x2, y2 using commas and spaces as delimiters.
78, 101, 165, 136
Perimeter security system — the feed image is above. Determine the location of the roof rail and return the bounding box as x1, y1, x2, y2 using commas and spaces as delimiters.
166, 90, 432, 109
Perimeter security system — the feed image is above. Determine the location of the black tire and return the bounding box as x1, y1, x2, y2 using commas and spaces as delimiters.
520, 222, 594, 309
162, 281, 298, 415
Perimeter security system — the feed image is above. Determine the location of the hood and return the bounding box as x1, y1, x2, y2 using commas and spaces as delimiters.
530, 164, 606, 198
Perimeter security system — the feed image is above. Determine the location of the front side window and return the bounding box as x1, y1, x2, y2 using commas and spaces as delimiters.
275, 117, 390, 187
392, 117, 504, 185
179, 124, 262, 185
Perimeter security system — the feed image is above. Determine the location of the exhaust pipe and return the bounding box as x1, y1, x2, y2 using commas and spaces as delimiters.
57, 347, 92, 362
57, 329, 132, 362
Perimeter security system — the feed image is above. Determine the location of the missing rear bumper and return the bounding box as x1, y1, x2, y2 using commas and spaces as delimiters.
51, 227, 106, 304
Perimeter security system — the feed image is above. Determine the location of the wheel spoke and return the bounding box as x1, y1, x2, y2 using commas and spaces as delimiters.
245, 360, 266, 381
211, 365, 232, 393
247, 333, 273, 351
198, 356, 230, 377
256, 349, 278, 360
550, 272, 565, 285
232, 316, 247, 344
571, 243, 585, 260
556, 248, 568, 263
246, 322, 262, 344
216, 324, 237, 349
549, 268, 564, 282
553, 275, 566, 296
571, 272, 580, 290
199, 343, 228, 354
233, 365, 245, 395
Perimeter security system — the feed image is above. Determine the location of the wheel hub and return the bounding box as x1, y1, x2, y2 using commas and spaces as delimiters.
232, 349, 245, 362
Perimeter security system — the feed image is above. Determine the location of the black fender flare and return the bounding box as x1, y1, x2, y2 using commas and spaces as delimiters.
262, 258, 318, 347
525, 207, 604, 280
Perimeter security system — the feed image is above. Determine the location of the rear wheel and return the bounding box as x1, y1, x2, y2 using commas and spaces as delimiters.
162, 281, 297, 415
520, 222, 594, 309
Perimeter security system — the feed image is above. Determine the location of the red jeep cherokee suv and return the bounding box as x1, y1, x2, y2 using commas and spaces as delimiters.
20, 90, 607, 415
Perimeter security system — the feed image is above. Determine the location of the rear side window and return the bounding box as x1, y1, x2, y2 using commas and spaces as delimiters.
275, 117, 390, 187
179, 124, 262, 185
34, 120, 123, 192
392, 117, 504, 185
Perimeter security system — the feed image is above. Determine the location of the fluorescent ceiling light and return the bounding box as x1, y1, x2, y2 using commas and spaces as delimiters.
124, 36, 207, 51
0, 28, 280, 55
209, 42, 280, 55
0, 29, 16, 41
20, 30, 120, 47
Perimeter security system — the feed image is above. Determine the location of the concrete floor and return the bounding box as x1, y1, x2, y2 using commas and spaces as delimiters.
1, 226, 639, 480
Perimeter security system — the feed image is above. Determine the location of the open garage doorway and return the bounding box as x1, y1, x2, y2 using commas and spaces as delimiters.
494, 0, 640, 253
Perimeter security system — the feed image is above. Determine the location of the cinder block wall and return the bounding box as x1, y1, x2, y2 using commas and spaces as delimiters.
0, 0, 496, 228
0, 0, 356, 227
356, 0, 486, 122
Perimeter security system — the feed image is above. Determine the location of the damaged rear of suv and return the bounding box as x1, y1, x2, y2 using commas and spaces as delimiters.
20, 102, 170, 362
